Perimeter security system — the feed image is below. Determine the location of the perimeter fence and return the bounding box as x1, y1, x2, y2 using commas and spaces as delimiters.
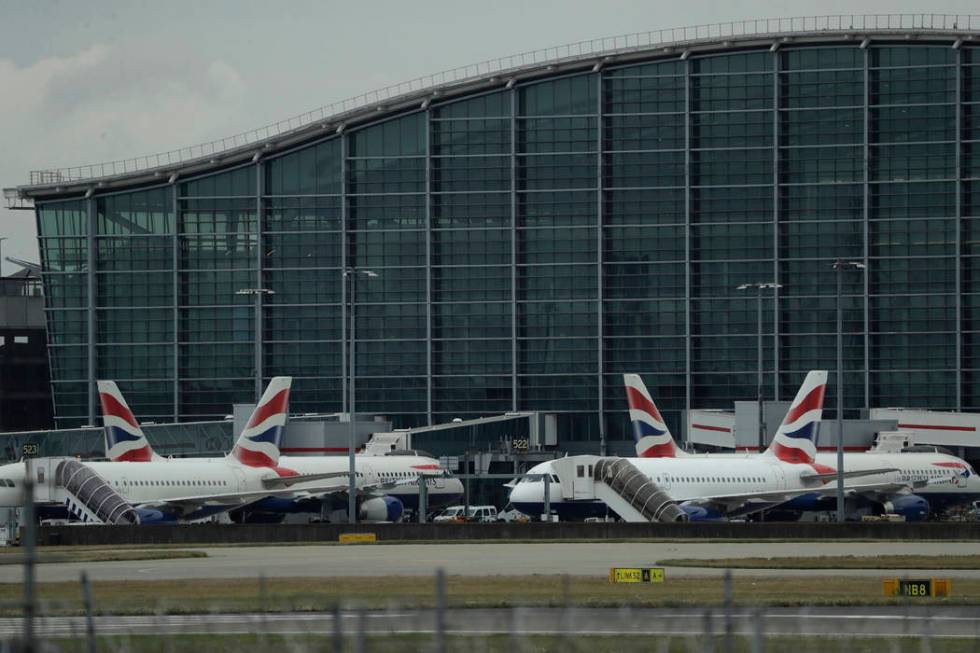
0, 558, 973, 652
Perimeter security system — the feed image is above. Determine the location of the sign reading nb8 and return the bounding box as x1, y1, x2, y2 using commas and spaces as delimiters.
901, 580, 931, 597
883, 578, 951, 598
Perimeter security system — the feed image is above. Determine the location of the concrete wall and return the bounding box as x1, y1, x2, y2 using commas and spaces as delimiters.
36, 521, 980, 546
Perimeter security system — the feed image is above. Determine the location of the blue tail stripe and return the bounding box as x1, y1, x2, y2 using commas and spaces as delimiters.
108, 426, 141, 446
247, 425, 283, 445
781, 423, 816, 441
633, 422, 666, 438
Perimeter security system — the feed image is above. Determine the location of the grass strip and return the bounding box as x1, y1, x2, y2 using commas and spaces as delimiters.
39, 634, 980, 653
5, 537, 980, 553
5, 574, 978, 616
658, 555, 980, 570
0, 549, 207, 566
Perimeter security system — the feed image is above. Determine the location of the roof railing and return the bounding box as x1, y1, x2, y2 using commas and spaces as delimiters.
23, 13, 980, 187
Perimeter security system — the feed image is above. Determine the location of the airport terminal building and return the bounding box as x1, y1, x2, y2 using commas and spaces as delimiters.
6, 15, 980, 454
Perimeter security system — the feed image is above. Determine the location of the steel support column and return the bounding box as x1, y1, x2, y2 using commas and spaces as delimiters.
86, 196, 96, 426
772, 48, 781, 401
172, 183, 180, 421
955, 44, 963, 410
510, 87, 519, 412
862, 44, 871, 411
683, 58, 693, 438
425, 108, 434, 425
341, 135, 349, 415
254, 160, 265, 401
596, 71, 606, 456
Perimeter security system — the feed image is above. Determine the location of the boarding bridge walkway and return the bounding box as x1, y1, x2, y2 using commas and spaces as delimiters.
593, 458, 687, 523
54, 460, 140, 525
550, 455, 687, 523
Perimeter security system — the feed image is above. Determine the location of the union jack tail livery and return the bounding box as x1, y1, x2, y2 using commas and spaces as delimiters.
623, 374, 687, 458
98, 380, 160, 463
230, 377, 292, 468
765, 370, 828, 465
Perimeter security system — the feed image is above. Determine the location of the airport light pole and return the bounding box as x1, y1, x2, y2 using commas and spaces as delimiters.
0, 237, 7, 277
832, 260, 865, 523
345, 268, 379, 524
737, 282, 781, 452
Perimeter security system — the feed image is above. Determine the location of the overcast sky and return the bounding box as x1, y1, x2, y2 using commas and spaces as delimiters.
1, 0, 977, 274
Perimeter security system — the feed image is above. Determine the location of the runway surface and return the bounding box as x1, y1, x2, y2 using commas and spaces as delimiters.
1, 541, 978, 583
2, 606, 979, 638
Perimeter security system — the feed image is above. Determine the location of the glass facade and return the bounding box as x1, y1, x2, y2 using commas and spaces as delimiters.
33, 41, 980, 453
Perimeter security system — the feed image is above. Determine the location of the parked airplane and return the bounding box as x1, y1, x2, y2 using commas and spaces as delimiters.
509, 371, 898, 521
96, 379, 463, 518
0, 378, 458, 523
623, 373, 980, 520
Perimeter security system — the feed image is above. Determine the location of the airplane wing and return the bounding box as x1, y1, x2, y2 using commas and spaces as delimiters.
800, 468, 899, 483
134, 482, 362, 516
291, 475, 424, 500
677, 487, 817, 513
262, 471, 352, 489
678, 477, 907, 516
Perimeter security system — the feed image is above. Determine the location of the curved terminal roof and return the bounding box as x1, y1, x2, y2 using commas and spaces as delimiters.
6, 13, 980, 203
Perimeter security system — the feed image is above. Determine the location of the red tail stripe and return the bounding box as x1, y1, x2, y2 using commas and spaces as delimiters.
638, 441, 675, 458
245, 388, 290, 430
99, 393, 139, 429
625, 386, 663, 422
782, 385, 826, 425
897, 423, 976, 432
770, 441, 815, 465
232, 445, 276, 468
692, 423, 731, 433
114, 446, 152, 463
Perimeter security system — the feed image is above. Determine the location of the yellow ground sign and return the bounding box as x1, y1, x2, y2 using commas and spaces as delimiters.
339, 533, 377, 544
883, 578, 951, 597
609, 567, 665, 584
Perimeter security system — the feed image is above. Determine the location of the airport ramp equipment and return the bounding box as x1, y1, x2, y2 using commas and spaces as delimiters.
593, 458, 687, 523
55, 460, 140, 525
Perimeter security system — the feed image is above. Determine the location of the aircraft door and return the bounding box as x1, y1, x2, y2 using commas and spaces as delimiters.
572, 463, 594, 500
26, 458, 54, 502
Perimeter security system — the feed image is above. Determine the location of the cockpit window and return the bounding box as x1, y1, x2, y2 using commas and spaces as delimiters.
520, 474, 543, 483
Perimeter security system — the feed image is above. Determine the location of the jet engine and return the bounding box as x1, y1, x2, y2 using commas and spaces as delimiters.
134, 508, 172, 524
359, 496, 404, 522
882, 494, 930, 522
679, 504, 722, 521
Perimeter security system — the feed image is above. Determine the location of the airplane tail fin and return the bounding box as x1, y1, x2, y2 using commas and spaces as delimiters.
98, 381, 159, 462
764, 370, 828, 465
230, 377, 292, 468
623, 374, 686, 457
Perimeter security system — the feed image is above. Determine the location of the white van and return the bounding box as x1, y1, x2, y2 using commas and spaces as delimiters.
466, 505, 498, 523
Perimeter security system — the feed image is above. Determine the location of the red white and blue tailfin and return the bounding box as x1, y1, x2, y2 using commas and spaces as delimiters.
764, 370, 828, 465
229, 377, 292, 468
623, 374, 687, 458
97, 380, 161, 463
